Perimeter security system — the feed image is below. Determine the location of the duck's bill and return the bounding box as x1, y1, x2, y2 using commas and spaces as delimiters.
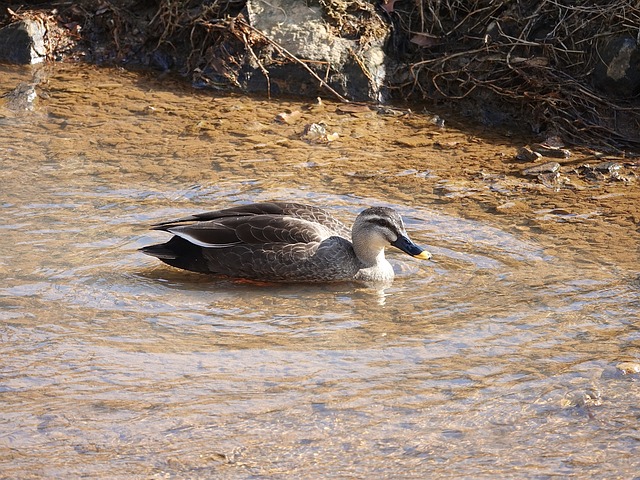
392, 235, 432, 260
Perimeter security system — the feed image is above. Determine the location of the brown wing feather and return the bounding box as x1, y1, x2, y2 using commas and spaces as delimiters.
160, 214, 335, 248
152, 202, 351, 238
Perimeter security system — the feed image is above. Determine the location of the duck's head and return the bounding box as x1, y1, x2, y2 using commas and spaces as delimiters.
352, 207, 432, 263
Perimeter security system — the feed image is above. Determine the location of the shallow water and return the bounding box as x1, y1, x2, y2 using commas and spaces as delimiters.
1, 63, 639, 478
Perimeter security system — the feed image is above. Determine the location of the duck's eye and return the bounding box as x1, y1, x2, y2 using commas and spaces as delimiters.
372, 218, 393, 230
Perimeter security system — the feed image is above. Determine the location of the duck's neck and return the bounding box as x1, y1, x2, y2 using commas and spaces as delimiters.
352, 234, 387, 267
353, 246, 395, 282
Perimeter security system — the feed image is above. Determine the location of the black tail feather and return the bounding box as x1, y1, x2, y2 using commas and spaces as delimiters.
140, 236, 210, 273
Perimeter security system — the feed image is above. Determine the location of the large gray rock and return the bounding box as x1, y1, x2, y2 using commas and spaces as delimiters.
0, 19, 47, 64
245, 0, 389, 102
592, 36, 640, 98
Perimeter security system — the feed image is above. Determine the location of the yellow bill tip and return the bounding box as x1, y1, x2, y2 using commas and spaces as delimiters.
414, 250, 432, 260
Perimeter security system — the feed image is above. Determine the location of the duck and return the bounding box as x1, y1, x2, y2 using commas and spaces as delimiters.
140, 202, 431, 283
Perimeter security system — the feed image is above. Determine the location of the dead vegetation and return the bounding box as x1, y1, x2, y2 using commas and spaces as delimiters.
146, 0, 245, 77
391, 0, 640, 151
2, 0, 639, 151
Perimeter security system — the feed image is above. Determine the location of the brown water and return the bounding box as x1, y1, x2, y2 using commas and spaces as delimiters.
1, 63, 639, 478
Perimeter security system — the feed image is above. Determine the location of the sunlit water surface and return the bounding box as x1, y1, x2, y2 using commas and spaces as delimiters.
1, 64, 639, 478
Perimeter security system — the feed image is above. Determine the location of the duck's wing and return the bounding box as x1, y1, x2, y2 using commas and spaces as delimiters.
154, 214, 338, 249
153, 202, 351, 238
201, 236, 360, 282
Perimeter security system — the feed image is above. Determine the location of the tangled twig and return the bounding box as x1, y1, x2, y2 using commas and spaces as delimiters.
396, 0, 640, 151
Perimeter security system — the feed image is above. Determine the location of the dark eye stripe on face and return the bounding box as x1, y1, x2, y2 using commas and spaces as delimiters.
370, 217, 398, 234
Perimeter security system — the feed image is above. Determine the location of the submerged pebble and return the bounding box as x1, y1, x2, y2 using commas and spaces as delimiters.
301, 123, 339, 143
616, 362, 640, 375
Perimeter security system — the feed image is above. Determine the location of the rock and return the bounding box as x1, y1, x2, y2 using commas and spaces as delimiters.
616, 362, 640, 375
592, 36, 640, 98
0, 19, 47, 64
494, 201, 530, 214
529, 143, 571, 158
574, 162, 628, 182
522, 162, 561, 176
516, 146, 542, 162
538, 171, 561, 189
2, 82, 38, 112
594, 161, 621, 173
1, 65, 45, 113
517, 143, 570, 162
301, 123, 338, 143
274, 110, 302, 125
245, 0, 389, 102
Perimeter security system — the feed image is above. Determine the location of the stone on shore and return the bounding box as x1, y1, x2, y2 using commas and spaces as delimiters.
0, 19, 47, 64
245, 0, 389, 102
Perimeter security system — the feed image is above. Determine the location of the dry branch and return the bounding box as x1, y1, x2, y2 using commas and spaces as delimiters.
396, 0, 640, 151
